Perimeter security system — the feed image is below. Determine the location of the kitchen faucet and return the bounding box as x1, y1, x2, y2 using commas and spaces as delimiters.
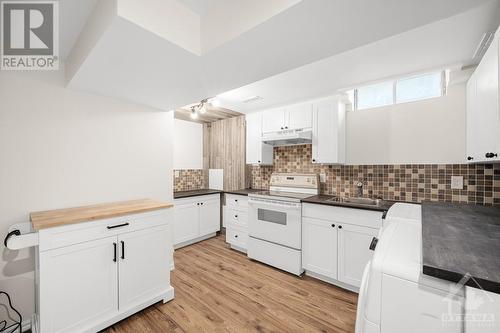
356, 181, 363, 197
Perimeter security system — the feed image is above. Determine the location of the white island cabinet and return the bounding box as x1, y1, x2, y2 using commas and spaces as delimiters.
31, 199, 174, 333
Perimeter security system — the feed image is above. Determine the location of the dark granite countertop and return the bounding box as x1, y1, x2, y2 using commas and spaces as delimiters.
174, 189, 222, 199
422, 202, 500, 294
301, 195, 394, 212
224, 188, 265, 196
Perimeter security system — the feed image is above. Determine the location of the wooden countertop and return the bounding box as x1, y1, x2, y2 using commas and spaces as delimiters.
30, 199, 173, 230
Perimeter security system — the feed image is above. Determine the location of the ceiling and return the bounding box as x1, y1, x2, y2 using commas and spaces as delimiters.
59, 0, 98, 59
64, 0, 500, 114
177, 0, 226, 15
217, 0, 500, 113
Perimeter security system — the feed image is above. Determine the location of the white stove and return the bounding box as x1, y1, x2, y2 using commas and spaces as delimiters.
247, 173, 319, 275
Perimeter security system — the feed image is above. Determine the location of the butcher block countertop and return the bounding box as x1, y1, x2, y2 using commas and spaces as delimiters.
30, 199, 173, 230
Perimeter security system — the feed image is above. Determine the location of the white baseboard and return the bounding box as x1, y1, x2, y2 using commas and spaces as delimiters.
305, 270, 360, 293
174, 233, 216, 250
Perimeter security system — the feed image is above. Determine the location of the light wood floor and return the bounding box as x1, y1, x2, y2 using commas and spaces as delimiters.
104, 235, 358, 333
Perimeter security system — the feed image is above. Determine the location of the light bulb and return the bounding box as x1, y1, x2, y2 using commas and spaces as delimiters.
190, 109, 198, 119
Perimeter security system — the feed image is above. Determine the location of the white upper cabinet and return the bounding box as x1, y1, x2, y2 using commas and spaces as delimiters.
246, 112, 273, 165
262, 103, 313, 133
286, 103, 313, 129
312, 97, 346, 164
466, 28, 500, 162
262, 108, 287, 132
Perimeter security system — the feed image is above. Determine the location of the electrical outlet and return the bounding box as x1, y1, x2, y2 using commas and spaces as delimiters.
174, 170, 180, 178
319, 173, 326, 183
451, 176, 463, 190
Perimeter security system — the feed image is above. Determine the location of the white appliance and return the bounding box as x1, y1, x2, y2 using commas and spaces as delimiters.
356, 203, 464, 333
261, 128, 312, 146
247, 173, 319, 275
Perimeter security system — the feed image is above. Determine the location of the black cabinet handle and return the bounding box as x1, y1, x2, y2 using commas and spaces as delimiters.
285, 126, 288, 129
235, 199, 238, 202
201, 202, 204, 206
235, 235, 238, 238
485, 152, 498, 158
369, 237, 379, 251
467, 156, 473, 161
107, 222, 129, 230
312, 159, 316, 162
113, 243, 117, 262
280, 127, 284, 130
235, 215, 238, 218
258, 161, 261, 163
121, 241, 125, 260
331, 224, 335, 228
338, 225, 342, 229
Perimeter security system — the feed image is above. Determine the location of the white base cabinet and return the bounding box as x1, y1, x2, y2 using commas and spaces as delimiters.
302, 203, 383, 290
223, 194, 249, 252
173, 194, 220, 248
35, 209, 174, 333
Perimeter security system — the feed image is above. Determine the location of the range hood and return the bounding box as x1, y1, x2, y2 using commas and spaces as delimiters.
262, 129, 312, 146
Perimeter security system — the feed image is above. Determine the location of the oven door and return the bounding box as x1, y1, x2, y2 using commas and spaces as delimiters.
248, 197, 302, 249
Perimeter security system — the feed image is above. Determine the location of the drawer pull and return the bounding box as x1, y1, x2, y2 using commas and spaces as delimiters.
234, 235, 238, 238
113, 243, 117, 262
234, 215, 238, 218
121, 241, 125, 260
107, 222, 130, 230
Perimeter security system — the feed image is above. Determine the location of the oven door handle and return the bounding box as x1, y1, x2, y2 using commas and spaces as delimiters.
248, 199, 301, 210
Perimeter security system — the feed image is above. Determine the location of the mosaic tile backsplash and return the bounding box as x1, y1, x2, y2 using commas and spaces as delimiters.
173, 169, 206, 192
248, 145, 500, 206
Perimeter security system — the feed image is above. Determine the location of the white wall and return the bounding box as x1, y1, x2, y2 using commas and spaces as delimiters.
0, 68, 174, 321
173, 119, 203, 169
346, 83, 466, 164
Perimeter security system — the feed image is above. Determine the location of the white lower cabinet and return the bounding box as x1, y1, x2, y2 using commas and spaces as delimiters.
37, 209, 174, 333
223, 194, 249, 253
337, 223, 379, 287
173, 194, 220, 248
302, 217, 337, 278
302, 203, 383, 290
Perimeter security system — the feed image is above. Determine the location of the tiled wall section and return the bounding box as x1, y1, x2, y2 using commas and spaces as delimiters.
248, 145, 500, 206
173, 169, 206, 192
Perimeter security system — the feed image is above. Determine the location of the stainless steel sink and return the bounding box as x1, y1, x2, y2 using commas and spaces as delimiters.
326, 197, 382, 206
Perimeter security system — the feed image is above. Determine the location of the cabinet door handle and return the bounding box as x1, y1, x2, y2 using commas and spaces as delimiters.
485, 152, 498, 158
235, 215, 238, 218
331, 224, 335, 228
107, 222, 129, 230
338, 225, 343, 229
235, 235, 238, 238
312, 159, 316, 162
113, 243, 117, 262
121, 241, 125, 260
369, 237, 379, 251
280, 127, 284, 130
235, 199, 238, 202
467, 156, 474, 161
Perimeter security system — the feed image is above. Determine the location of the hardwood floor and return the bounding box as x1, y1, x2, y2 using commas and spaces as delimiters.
105, 235, 358, 333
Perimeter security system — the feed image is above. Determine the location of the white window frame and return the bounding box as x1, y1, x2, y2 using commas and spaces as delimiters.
351, 71, 446, 111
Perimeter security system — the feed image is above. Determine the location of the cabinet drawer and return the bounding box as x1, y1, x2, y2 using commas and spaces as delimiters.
226, 228, 248, 250
302, 203, 383, 229
225, 194, 248, 210
224, 207, 248, 228
38, 209, 172, 252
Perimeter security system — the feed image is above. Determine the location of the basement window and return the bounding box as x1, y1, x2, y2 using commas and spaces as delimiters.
349, 71, 445, 111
